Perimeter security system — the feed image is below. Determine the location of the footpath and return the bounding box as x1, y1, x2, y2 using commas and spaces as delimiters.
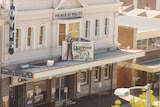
68, 92, 128, 107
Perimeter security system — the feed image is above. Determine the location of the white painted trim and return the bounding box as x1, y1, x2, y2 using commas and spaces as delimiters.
33, 50, 145, 79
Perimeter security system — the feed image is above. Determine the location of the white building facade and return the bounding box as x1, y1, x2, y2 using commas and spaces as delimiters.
0, 0, 145, 107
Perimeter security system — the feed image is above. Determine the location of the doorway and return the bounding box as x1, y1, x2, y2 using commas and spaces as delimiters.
9, 85, 24, 107
55, 77, 68, 101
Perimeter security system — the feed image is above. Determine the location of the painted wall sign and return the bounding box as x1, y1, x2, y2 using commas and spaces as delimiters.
10, 77, 31, 86
62, 41, 94, 61
8, 0, 16, 54
54, 12, 82, 19
1, 68, 32, 78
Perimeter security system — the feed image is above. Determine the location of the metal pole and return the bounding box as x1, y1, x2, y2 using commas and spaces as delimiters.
146, 84, 150, 107
98, 82, 102, 107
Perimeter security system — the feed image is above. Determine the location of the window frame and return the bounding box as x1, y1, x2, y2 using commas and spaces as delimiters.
33, 80, 48, 105
95, 19, 100, 37
94, 66, 100, 82
15, 28, 22, 51
137, 39, 147, 50
80, 71, 88, 85
27, 27, 34, 49
104, 18, 110, 37
57, 19, 81, 47
104, 64, 111, 80
38, 25, 47, 48
85, 20, 91, 39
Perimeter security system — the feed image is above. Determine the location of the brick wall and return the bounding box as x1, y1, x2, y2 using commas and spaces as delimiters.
137, 50, 160, 62
120, 0, 133, 6
137, 0, 156, 10
118, 26, 134, 48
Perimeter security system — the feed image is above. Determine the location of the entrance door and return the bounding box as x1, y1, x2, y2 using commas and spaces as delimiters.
9, 85, 24, 107
55, 77, 68, 101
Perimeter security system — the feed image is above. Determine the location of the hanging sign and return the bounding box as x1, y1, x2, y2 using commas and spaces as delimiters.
8, 0, 16, 54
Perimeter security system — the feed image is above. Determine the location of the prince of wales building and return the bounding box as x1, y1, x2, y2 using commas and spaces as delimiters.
0, 0, 145, 107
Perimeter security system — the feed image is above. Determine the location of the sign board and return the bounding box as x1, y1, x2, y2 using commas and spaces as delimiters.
10, 77, 31, 86
54, 12, 82, 19
62, 41, 94, 61
1, 68, 32, 78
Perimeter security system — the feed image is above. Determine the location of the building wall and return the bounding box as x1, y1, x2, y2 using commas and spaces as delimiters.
137, 0, 156, 10
120, 0, 133, 6
78, 63, 117, 97
1, 0, 120, 65
137, 50, 160, 63
118, 25, 135, 48
0, 78, 10, 107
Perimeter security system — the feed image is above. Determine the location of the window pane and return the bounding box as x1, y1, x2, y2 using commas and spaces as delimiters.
59, 24, 66, 46
85, 21, 90, 38
95, 19, 100, 36
105, 18, 109, 36
94, 67, 100, 81
69, 23, 79, 40
81, 72, 87, 83
34, 80, 47, 105
27, 27, 31, 46
39, 26, 43, 44
15, 29, 20, 48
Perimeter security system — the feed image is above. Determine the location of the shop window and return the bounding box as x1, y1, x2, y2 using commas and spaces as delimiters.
34, 80, 47, 105
80, 71, 88, 85
104, 64, 111, 79
95, 19, 100, 37
94, 67, 100, 82
104, 18, 109, 37
15, 28, 21, 50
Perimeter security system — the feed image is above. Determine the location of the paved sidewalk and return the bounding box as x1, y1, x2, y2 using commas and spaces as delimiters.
68, 93, 128, 107
67, 88, 159, 107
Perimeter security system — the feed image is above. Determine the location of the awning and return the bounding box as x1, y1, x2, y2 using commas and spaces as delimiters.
1, 49, 145, 79
132, 59, 160, 73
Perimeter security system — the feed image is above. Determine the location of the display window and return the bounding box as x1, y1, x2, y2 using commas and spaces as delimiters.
34, 80, 47, 105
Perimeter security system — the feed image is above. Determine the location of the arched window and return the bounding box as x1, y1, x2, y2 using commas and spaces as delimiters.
85, 20, 90, 39
95, 19, 100, 37
15, 28, 21, 50
27, 27, 34, 48
104, 18, 110, 37
39, 25, 46, 47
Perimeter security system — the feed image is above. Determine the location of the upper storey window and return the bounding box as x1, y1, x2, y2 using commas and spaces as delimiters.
15, 28, 21, 50
137, 39, 147, 50
59, 24, 66, 46
27, 27, 34, 48
58, 22, 79, 46
137, 37, 160, 51
85, 20, 91, 39
39, 25, 46, 47
95, 19, 100, 37
104, 18, 109, 37
68, 23, 79, 41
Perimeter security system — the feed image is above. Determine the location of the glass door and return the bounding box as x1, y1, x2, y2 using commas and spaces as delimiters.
55, 77, 68, 101
9, 85, 24, 107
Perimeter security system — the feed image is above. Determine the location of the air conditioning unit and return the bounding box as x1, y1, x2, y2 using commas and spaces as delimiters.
47, 60, 54, 67
20, 64, 30, 69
